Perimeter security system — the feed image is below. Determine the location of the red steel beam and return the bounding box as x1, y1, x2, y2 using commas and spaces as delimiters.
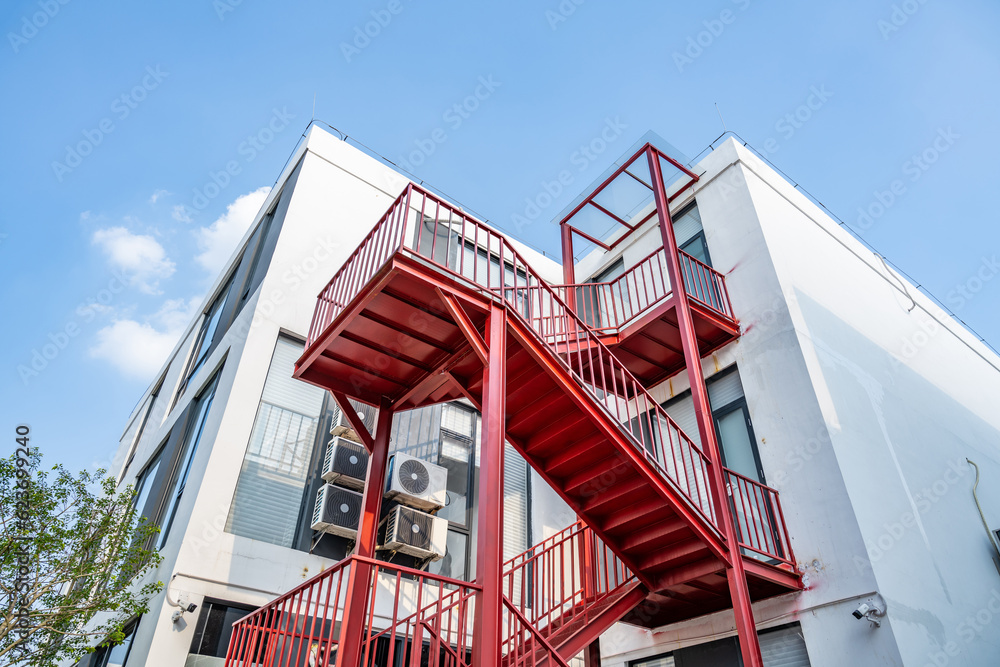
334, 396, 393, 667
437, 288, 489, 366
472, 305, 506, 667
330, 391, 375, 451
647, 147, 765, 667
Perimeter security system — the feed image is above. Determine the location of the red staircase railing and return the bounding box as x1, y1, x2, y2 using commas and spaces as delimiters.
502, 522, 637, 639
502, 598, 573, 667
725, 469, 795, 567
679, 251, 734, 320
551, 248, 733, 335
224, 555, 479, 667
305, 183, 720, 530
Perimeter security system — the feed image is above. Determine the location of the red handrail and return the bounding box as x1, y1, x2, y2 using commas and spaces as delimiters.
502, 597, 573, 667
502, 521, 637, 641
724, 468, 794, 566
550, 247, 734, 334
224, 555, 481, 667
679, 250, 734, 320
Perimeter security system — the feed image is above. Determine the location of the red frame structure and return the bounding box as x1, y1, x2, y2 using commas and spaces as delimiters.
226, 144, 799, 667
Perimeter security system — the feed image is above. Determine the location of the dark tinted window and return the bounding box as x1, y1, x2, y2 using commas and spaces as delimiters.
191, 600, 256, 658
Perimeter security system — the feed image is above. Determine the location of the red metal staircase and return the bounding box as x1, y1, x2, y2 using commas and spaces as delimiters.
226, 145, 800, 667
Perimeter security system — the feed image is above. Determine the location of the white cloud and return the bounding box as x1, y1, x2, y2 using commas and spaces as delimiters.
149, 189, 170, 204
92, 226, 176, 294
194, 187, 270, 274
172, 205, 192, 223
89, 297, 201, 380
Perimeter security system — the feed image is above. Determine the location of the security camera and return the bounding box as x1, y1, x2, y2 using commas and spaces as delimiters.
852, 600, 884, 627
185, 602, 198, 614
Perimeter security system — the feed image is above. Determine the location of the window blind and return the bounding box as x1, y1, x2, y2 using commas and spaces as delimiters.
226, 338, 326, 547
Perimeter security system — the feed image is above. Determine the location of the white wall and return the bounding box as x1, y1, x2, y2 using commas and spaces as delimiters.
735, 138, 1000, 667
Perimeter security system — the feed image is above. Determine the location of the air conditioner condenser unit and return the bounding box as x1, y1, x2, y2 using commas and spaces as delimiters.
385, 453, 447, 511
311, 484, 363, 539
382, 505, 447, 561
322, 437, 369, 490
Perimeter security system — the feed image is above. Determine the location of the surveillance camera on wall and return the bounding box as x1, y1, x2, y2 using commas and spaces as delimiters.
852, 600, 884, 627
852, 603, 872, 620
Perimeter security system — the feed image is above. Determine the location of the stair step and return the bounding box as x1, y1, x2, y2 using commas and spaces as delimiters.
507, 387, 570, 433
542, 434, 607, 477
636, 537, 707, 572
582, 476, 651, 514
561, 456, 636, 497
526, 413, 593, 456
619, 517, 689, 552
600, 497, 671, 534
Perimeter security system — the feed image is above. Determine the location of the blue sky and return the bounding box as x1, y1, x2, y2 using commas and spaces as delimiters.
2, 0, 998, 475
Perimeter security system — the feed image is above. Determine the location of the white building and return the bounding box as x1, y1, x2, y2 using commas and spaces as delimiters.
82, 125, 1000, 667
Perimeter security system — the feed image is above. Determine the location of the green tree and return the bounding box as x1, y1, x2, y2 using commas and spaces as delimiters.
1, 451, 163, 666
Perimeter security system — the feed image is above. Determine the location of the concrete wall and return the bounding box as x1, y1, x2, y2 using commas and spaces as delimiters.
736, 138, 1000, 667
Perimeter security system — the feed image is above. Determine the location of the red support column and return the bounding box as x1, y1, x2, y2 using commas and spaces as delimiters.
561, 222, 576, 284
561, 222, 577, 310
646, 149, 764, 667
334, 396, 394, 667
585, 639, 602, 667
472, 305, 507, 667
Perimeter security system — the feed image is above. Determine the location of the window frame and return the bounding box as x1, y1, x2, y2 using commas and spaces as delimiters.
173, 270, 237, 406
672, 201, 713, 267
661, 366, 766, 482
117, 376, 164, 484
156, 369, 222, 550
189, 598, 259, 658
89, 616, 140, 667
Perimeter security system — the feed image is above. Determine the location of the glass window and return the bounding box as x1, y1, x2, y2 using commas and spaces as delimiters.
190, 600, 257, 658
673, 204, 708, 261
117, 378, 162, 484
133, 448, 165, 521
630, 653, 676, 667
157, 371, 221, 549
90, 618, 139, 667
226, 338, 327, 547
175, 274, 236, 404
239, 210, 274, 303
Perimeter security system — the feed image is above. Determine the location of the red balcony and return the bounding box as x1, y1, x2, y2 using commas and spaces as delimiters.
552, 246, 739, 386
